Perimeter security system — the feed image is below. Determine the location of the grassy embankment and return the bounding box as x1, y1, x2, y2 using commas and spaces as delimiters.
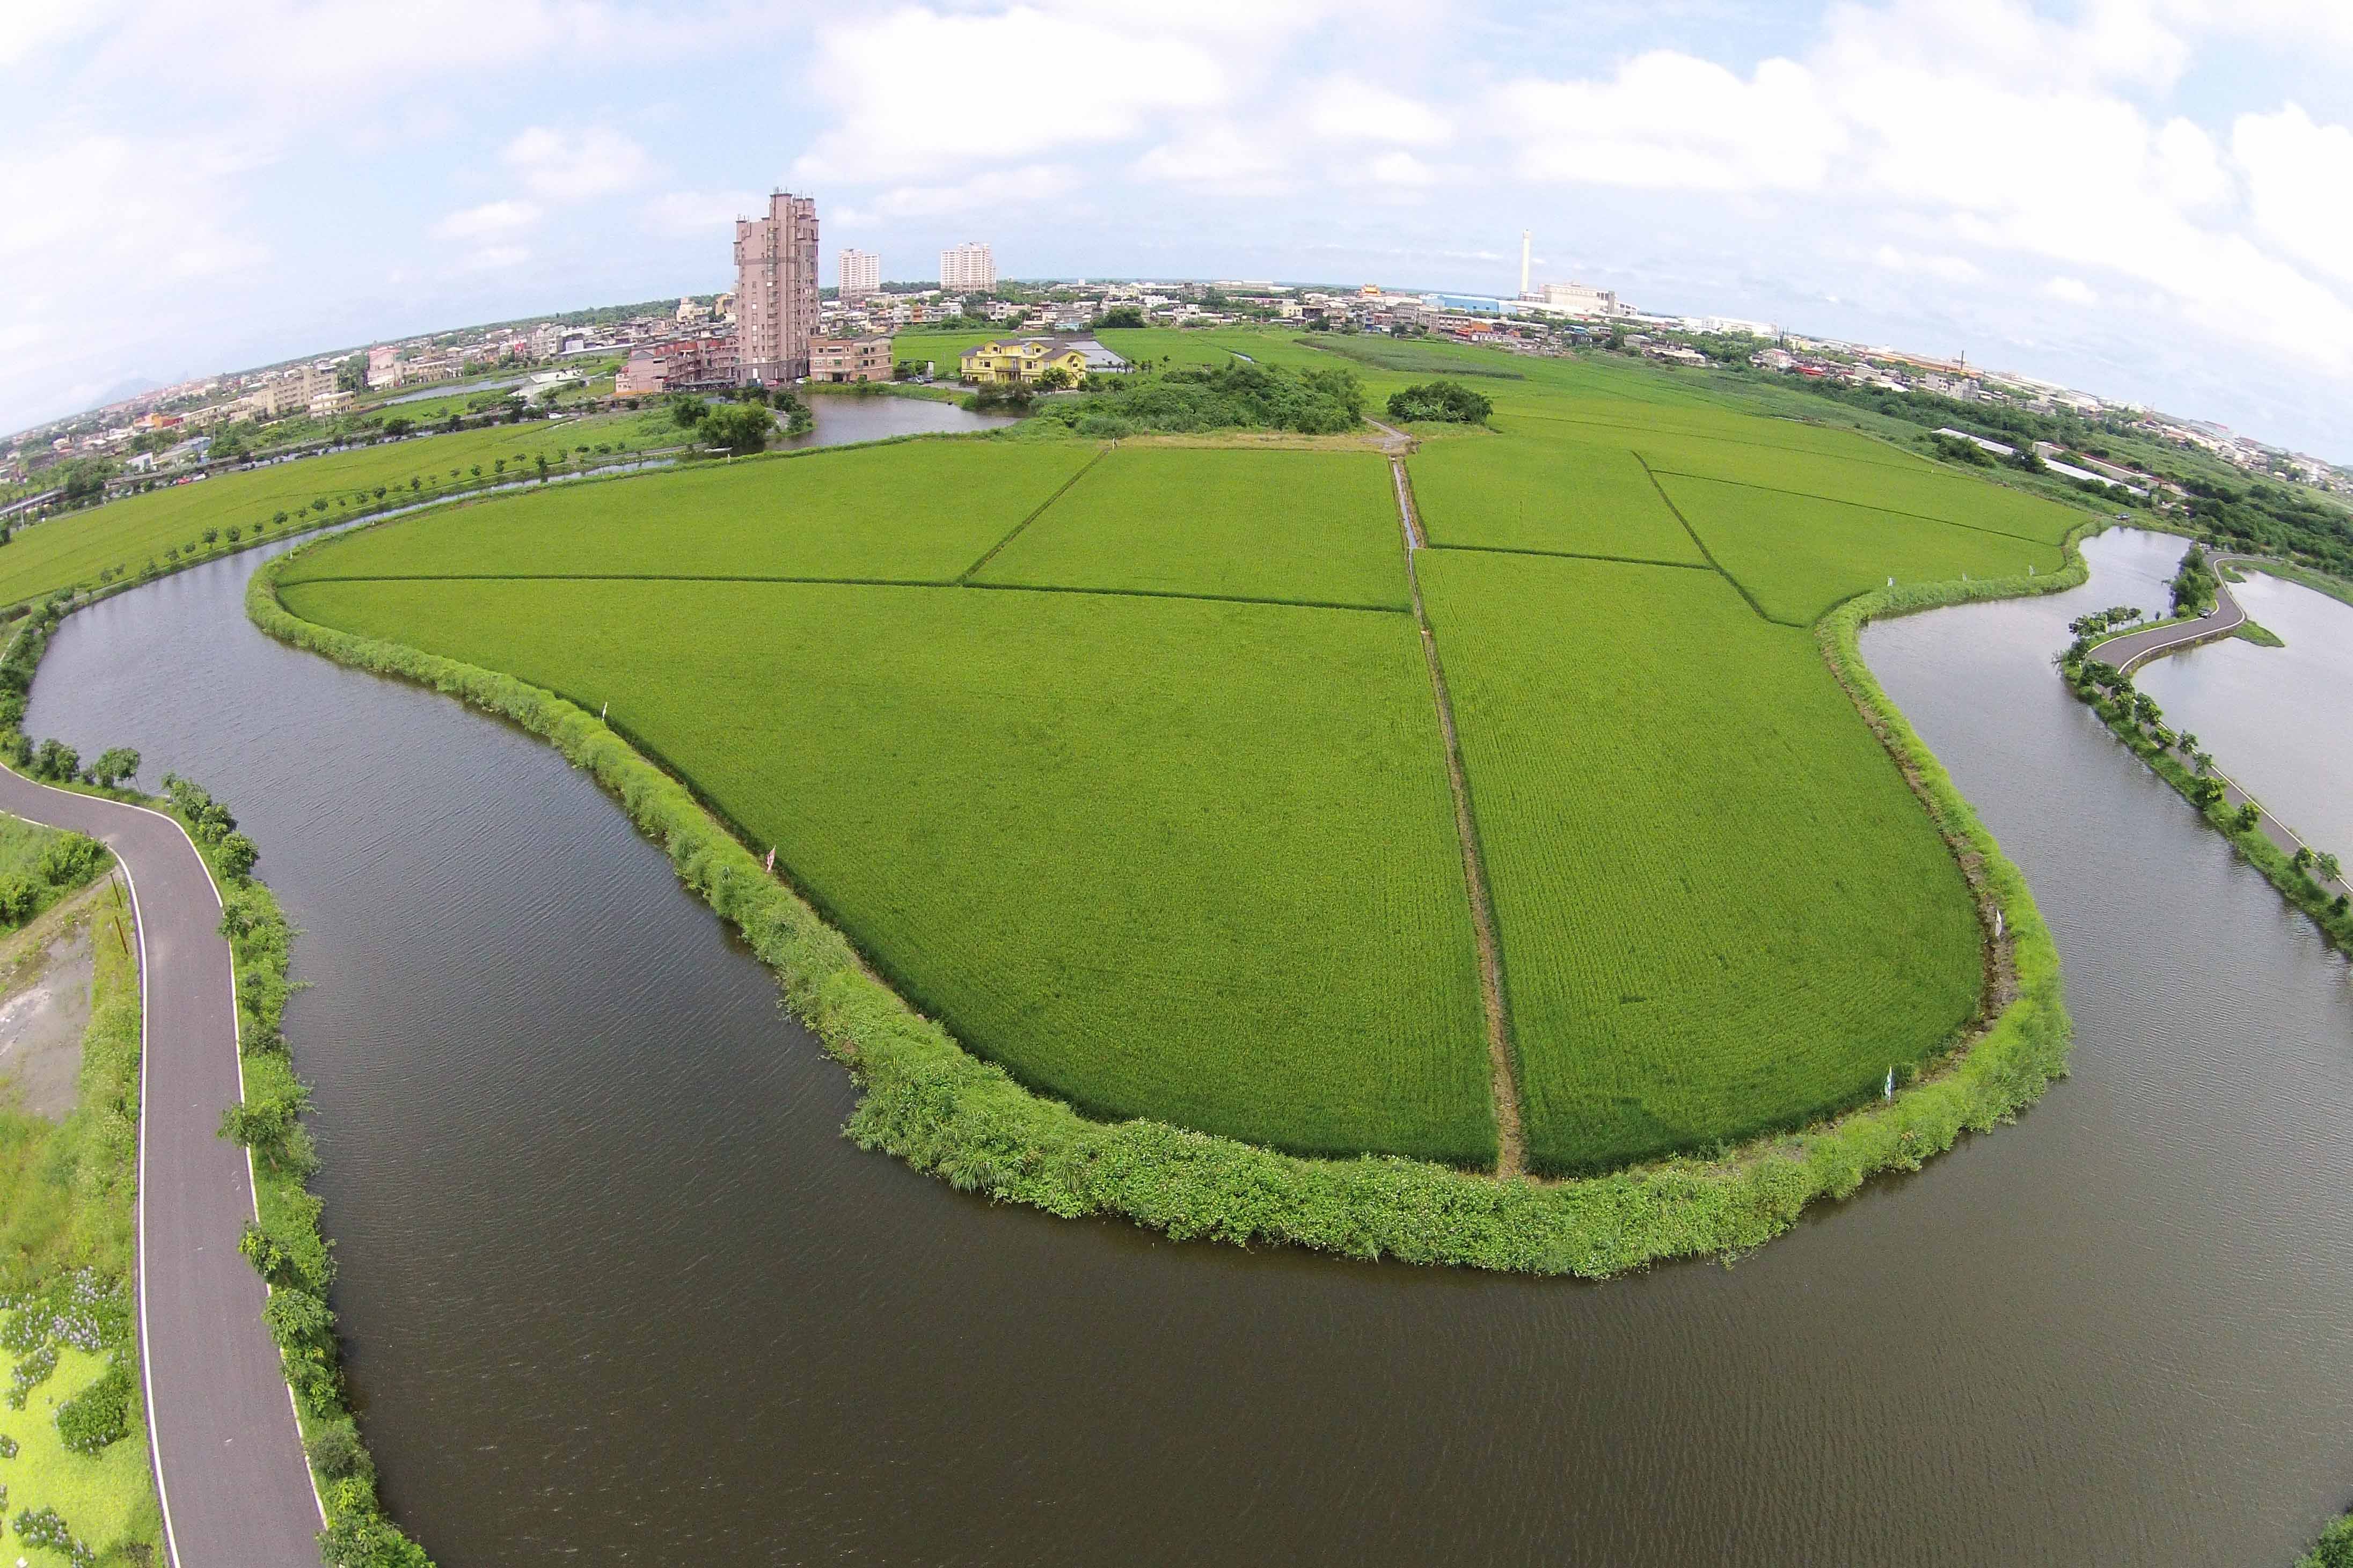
0, 816, 163, 1566
0, 415, 659, 613
247, 351, 2078, 1267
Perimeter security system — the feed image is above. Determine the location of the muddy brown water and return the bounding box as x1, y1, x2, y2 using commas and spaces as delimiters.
26, 481, 2353, 1560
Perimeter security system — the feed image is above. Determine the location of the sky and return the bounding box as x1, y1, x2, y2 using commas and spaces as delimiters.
9, 0, 2353, 459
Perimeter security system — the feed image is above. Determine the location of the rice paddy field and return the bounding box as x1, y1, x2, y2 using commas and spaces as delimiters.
265, 334, 2095, 1176
0, 416, 649, 610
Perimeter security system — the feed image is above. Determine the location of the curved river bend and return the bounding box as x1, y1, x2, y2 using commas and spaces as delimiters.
29, 459, 2353, 1564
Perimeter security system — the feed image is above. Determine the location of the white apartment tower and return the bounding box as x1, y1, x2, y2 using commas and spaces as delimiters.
940, 241, 996, 292
734, 191, 819, 384
838, 248, 880, 302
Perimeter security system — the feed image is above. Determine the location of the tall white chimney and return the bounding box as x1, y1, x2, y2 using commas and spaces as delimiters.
1519, 230, 1531, 298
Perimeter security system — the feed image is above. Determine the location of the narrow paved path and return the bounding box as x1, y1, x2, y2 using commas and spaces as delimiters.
2087, 554, 2353, 903
0, 770, 320, 1568
2088, 552, 2253, 672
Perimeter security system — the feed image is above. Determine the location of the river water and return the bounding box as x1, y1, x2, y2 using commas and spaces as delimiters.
2137, 571, 2353, 862
27, 480, 2353, 1560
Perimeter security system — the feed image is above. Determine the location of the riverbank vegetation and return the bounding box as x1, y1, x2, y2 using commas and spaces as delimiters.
0, 832, 164, 1564
2060, 642, 2353, 955
1026, 360, 1368, 438
249, 341, 2080, 1247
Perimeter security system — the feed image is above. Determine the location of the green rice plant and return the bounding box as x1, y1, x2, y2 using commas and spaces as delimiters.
277, 438, 1100, 589
1419, 549, 1985, 1174
0, 420, 646, 608
1655, 472, 2067, 625
1407, 432, 1704, 565
973, 446, 1409, 606
275, 575, 1496, 1165
1638, 431, 2083, 543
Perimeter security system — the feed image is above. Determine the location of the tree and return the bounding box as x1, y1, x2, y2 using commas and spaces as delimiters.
671, 395, 711, 429
493, 458, 507, 476
1386, 380, 1493, 424
30, 738, 79, 781
2293, 846, 2314, 873
1036, 365, 1072, 391
699, 402, 774, 455
2318, 853, 2342, 884
214, 831, 259, 880
383, 416, 414, 438
535, 455, 550, 481
2234, 803, 2261, 833
89, 748, 140, 789
1094, 305, 1146, 329
2176, 731, 2198, 754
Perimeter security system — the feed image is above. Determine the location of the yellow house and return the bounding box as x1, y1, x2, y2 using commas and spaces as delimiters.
960, 338, 1091, 386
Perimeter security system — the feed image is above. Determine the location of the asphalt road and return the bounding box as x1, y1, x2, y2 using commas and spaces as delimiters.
0, 770, 321, 1567
2088, 554, 2353, 902
2088, 553, 2253, 672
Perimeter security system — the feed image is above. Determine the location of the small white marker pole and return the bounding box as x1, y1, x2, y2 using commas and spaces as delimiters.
1888, 576, 1895, 588
1884, 1067, 1894, 1101
600, 701, 608, 721
1994, 910, 2004, 940
765, 847, 776, 875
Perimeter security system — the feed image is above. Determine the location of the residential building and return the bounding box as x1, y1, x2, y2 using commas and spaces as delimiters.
958, 337, 1102, 385
615, 351, 666, 397
531, 321, 566, 360
366, 345, 403, 389
941, 241, 996, 292
676, 296, 708, 324
838, 248, 880, 302
808, 336, 893, 383
735, 190, 820, 385
309, 387, 354, 419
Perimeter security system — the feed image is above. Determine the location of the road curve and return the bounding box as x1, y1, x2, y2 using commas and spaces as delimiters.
0, 768, 321, 1567
2086, 552, 2254, 672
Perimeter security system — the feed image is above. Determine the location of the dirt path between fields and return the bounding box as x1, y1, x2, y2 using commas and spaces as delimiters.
1387, 454, 1525, 1177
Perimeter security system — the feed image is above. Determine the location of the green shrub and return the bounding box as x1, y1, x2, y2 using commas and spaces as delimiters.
1385, 380, 1492, 423
53, 1358, 131, 1454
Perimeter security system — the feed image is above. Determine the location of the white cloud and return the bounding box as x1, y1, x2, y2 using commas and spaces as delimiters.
434, 199, 542, 239
2232, 103, 2353, 288
1502, 52, 1845, 190
1367, 151, 1436, 187
1304, 77, 1451, 146
642, 189, 760, 235
1873, 245, 1980, 283
793, 6, 1231, 183
848, 163, 1080, 220
2045, 275, 2100, 305
503, 125, 654, 202
1132, 128, 1291, 193
455, 244, 530, 272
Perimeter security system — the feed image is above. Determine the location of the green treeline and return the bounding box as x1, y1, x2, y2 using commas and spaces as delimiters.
1030, 361, 1367, 438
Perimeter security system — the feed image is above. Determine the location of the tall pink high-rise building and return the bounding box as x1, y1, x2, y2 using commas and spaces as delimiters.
734, 191, 819, 385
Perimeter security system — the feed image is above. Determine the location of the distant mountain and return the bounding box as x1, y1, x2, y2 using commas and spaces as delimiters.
92, 376, 163, 408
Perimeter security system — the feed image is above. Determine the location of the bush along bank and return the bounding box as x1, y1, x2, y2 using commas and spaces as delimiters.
249, 540, 2075, 1278
2060, 649, 2353, 956
0, 677, 433, 1567
158, 776, 433, 1568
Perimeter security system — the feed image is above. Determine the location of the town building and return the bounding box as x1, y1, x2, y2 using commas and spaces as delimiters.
941, 241, 996, 293
735, 191, 819, 385
808, 336, 893, 384
958, 336, 1123, 385
531, 321, 567, 360
366, 345, 404, 389
1535, 281, 1618, 317
838, 248, 880, 303
616, 334, 739, 396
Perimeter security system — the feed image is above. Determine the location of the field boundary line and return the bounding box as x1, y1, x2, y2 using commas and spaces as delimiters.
278, 570, 949, 589
1643, 467, 2067, 549
283, 569, 1409, 617
962, 580, 1407, 615
1387, 455, 1524, 1178
1422, 542, 1717, 573
1633, 453, 1796, 627
957, 443, 1113, 583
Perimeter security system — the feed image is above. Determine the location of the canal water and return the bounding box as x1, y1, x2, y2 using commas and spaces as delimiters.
2137, 570, 2353, 861
27, 490, 2353, 1559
